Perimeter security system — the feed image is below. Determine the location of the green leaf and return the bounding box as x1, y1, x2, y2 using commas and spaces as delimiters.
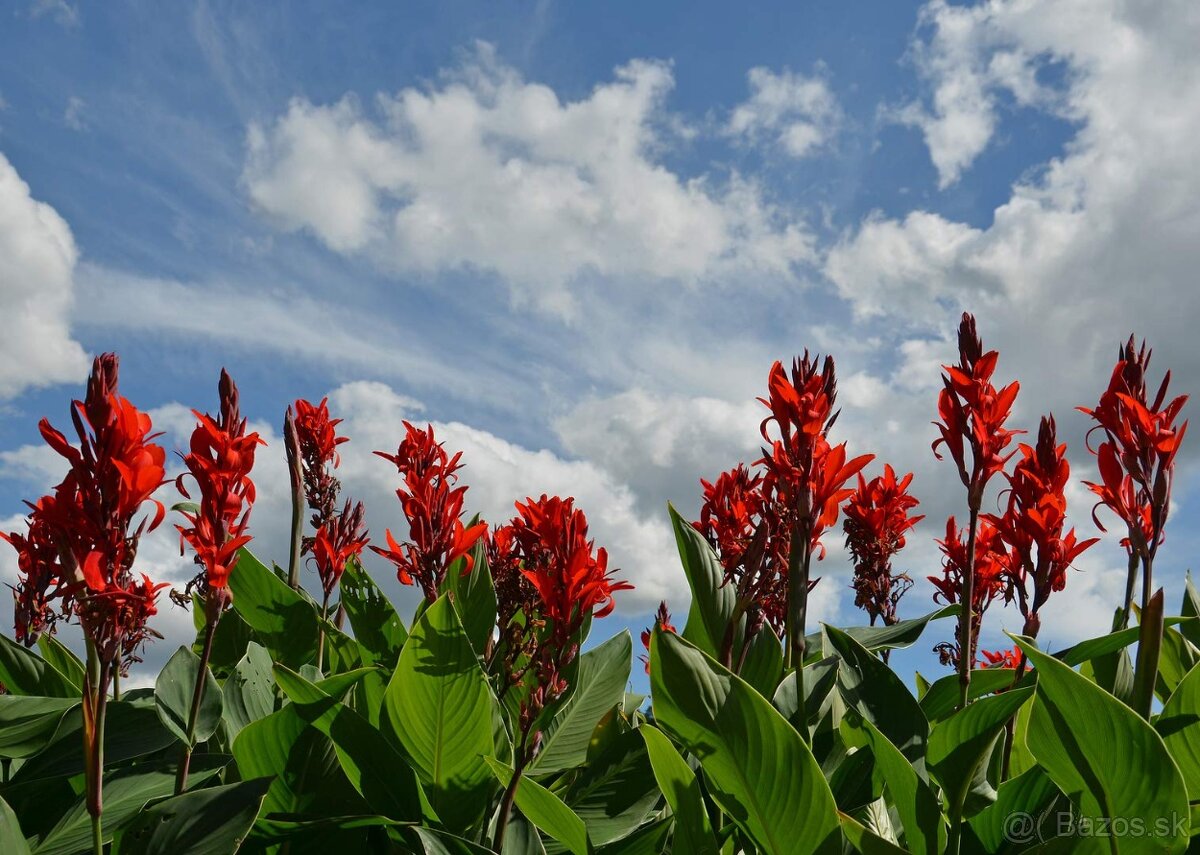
1157, 627, 1198, 700
444, 533, 497, 658
594, 819, 670, 855
340, 558, 407, 667
928, 687, 1034, 828
1180, 571, 1200, 649
531, 632, 632, 775
0, 696, 77, 759
0, 635, 77, 698
806, 606, 958, 656
409, 826, 498, 854
221, 641, 275, 741
842, 712, 945, 855
273, 664, 430, 823
968, 768, 1059, 853
33, 757, 227, 855
824, 624, 928, 764
0, 794, 32, 855
14, 701, 178, 784
649, 629, 840, 855
919, 669, 1020, 722
154, 646, 223, 747
486, 757, 591, 855
640, 725, 718, 855
229, 547, 318, 667
114, 777, 272, 855
556, 728, 659, 848
35, 637, 83, 692
1157, 660, 1200, 801
838, 811, 909, 855
670, 504, 738, 660
1015, 635, 1190, 854
384, 594, 499, 830
231, 705, 310, 817
739, 625, 784, 698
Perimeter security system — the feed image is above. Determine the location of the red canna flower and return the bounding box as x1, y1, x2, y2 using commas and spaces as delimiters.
932, 313, 1022, 508
843, 464, 924, 627
1, 495, 72, 645
929, 516, 1010, 668
176, 370, 264, 595
979, 646, 1024, 670
985, 416, 1097, 638
371, 422, 487, 602
311, 499, 370, 598
639, 601, 675, 674
290, 397, 350, 539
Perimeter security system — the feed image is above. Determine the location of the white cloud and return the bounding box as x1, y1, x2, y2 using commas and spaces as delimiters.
243, 44, 815, 316
727, 66, 840, 158
0, 152, 89, 400
63, 96, 87, 131
29, 0, 79, 28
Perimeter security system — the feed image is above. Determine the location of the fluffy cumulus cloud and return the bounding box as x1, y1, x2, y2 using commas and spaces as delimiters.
0, 153, 89, 400
726, 66, 841, 158
243, 43, 814, 316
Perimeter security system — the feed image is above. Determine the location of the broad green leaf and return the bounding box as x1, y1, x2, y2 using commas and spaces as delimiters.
1016, 636, 1190, 854
1157, 660, 1200, 801
805, 606, 958, 655
531, 632, 632, 775
555, 728, 659, 848
0, 635, 76, 698
231, 706, 310, 817
739, 624, 784, 698
35, 637, 83, 692
1157, 627, 1198, 701
384, 595, 499, 830
641, 725, 718, 855
14, 701, 177, 784
409, 826, 498, 854
33, 757, 226, 855
825, 624, 928, 764
115, 777, 272, 855
340, 558, 407, 667
221, 641, 275, 741
274, 665, 430, 823
838, 811, 909, 855
772, 656, 839, 735
0, 696, 77, 759
0, 794, 31, 855
229, 547, 318, 667
650, 630, 840, 855
191, 597, 257, 675
486, 757, 590, 855
1052, 616, 1196, 667
155, 646, 223, 746
919, 668, 1019, 722
843, 712, 946, 855
968, 768, 1059, 853
444, 531, 497, 658
1181, 571, 1200, 649
670, 504, 748, 664
595, 818, 670, 854
928, 687, 1034, 828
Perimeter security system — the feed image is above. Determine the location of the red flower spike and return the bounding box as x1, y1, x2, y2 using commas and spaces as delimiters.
177, 370, 265, 593
844, 464, 924, 627
3, 354, 169, 669
980, 646, 1024, 671
639, 601, 676, 674
291, 397, 350, 537
311, 500, 370, 598
932, 313, 1022, 507
371, 422, 487, 602
984, 416, 1097, 636
929, 516, 1011, 668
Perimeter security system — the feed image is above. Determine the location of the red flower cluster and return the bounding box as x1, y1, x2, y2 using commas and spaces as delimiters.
929, 516, 1009, 667
2, 355, 168, 666
286, 398, 367, 597
491, 495, 632, 730
371, 422, 487, 602
933, 313, 1022, 507
311, 499, 369, 598
177, 371, 264, 594
759, 355, 873, 555
843, 465, 924, 627
979, 646, 1023, 670
694, 465, 790, 636
986, 416, 1097, 637
639, 601, 675, 674
1079, 336, 1188, 558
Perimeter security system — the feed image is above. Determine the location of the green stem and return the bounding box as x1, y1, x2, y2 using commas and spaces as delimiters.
493, 732, 531, 852
786, 522, 812, 740
176, 614, 218, 794
957, 504, 980, 711
84, 641, 111, 855
316, 593, 329, 674
1117, 549, 1139, 630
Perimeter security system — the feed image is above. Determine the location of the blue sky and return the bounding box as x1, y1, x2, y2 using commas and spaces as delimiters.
2, 0, 1198, 688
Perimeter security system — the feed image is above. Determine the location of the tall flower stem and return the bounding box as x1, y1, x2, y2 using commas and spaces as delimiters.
957, 504, 980, 711
83, 639, 111, 855
1117, 550, 1139, 630
493, 731, 531, 853
176, 613, 219, 795
786, 523, 812, 737
316, 592, 330, 673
